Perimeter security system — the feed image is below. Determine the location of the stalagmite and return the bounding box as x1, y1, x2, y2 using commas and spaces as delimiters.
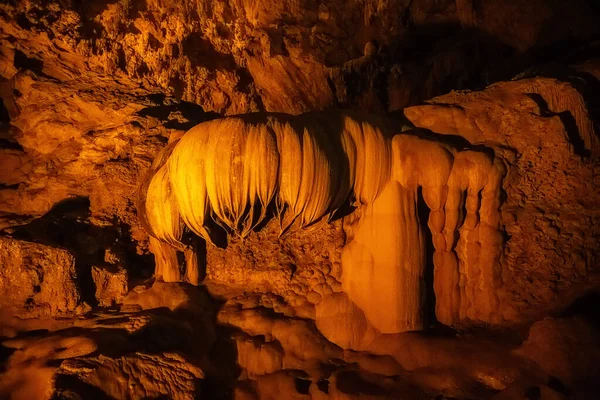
454, 151, 494, 321
184, 247, 201, 287
434, 149, 506, 324
137, 141, 185, 282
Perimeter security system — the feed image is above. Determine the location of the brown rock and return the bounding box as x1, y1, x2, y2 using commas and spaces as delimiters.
123, 281, 213, 314
235, 334, 283, 378
516, 317, 600, 387
91, 265, 128, 307
57, 352, 204, 400
0, 237, 79, 315
405, 76, 600, 324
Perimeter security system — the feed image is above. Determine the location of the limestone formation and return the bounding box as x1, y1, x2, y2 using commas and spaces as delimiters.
91, 264, 128, 307
139, 111, 509, 333
1, 0, 600, 399
0, 237, 80, 316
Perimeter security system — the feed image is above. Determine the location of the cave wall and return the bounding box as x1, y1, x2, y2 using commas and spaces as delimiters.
0, 0, 599, 328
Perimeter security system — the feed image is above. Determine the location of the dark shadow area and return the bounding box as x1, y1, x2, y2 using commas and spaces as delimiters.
0, 344, 16, 373
236, 68, 264, 110
525, 93, 590, 157
136, 100, 220, 131
248, 202, 278, 233
0, 98, 10, 123
295, 377, 312, 394
0, 138, 23, 151
558, 110, 590, 157
317, 378, 330, 393
401, 126, 474, 150
6, 196, 155, 306
547, 375, 571, 397
332, 23, 523, 112
52, 375, 114, 400
332, 14, 600, 114
336, 370, 387, 395
201, 325, 242, 400
202, 218, 229, 249
14, 49, 44, 76
182, 34, 237, 72
561, 291, 600, 329
524, 386, 541, 400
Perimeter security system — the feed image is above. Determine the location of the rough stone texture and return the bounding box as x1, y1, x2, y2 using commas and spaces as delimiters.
405, 77, 600, 323
195, 74, 600, 330
57, 352, 204, 400
0, 236, 80, 315
91, 264, 128, 307
0, 0, 600, 399
206, 219, 344, 314
0, 282, 215, 400
2, 0, 598, 117
516, 317, 600, 389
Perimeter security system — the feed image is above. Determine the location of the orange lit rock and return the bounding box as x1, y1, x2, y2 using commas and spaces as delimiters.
342, 180, 425, 333
57, 352, 205, 400
405, 76, 600, 324
91, 265, 128, 307
315, 292, 379, 350
0, 237, 80, 316
1, 0, 600, 398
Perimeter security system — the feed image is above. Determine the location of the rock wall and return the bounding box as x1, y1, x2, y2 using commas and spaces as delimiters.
405, 77, 600, 322
0, 237, 80, 316
0, 0, 600, 398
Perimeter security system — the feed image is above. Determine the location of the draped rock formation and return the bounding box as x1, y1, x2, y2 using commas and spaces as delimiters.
138, 112, 507, 334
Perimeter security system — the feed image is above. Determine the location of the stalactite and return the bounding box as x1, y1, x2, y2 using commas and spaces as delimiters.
149, 236, 180, 283
138, 111, 509, 331
184, 247, 201, 286
476, 158, 506, 322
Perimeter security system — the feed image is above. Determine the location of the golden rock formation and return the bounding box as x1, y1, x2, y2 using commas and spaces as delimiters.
1, 0, 600, 398
138, 111, 510, 336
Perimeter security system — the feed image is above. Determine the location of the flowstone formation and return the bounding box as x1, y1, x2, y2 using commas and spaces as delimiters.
138, 111, 507, 339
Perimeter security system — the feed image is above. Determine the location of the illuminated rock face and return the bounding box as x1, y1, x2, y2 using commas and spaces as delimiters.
138, 111, 507, 334
0, 237, 80, 316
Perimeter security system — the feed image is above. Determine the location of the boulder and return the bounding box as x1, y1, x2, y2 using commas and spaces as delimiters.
91, 265, 128, 307
0, 237, 79, 316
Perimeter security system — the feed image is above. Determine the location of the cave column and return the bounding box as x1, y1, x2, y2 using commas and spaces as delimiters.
341, 180, 426, 333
